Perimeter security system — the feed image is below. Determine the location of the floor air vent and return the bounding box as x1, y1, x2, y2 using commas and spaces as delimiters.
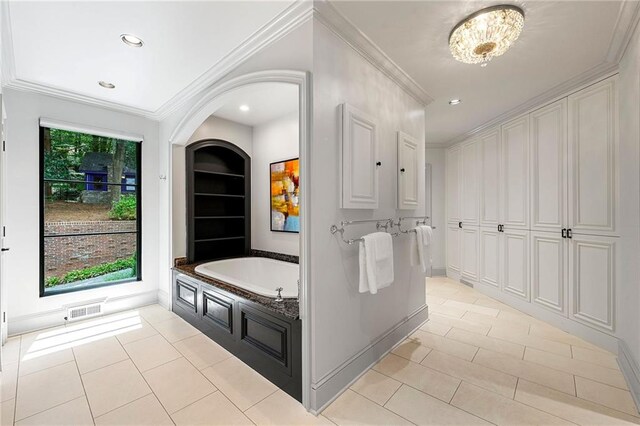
66, 303, 103, 321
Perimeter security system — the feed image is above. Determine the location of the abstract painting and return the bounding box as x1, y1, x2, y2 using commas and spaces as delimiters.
270, 158, 299, 233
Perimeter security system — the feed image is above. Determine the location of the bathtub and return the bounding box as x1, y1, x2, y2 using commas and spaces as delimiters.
195, 257, 298, 299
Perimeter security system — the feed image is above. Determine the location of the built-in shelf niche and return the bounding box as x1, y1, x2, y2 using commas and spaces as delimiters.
187, 139, 251, 263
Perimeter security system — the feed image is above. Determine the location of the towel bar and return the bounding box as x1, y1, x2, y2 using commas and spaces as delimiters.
329, 218, 393, 245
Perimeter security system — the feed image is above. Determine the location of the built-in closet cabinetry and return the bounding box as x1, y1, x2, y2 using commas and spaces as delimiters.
446, 76, 618, 335
397, 131, 420, 209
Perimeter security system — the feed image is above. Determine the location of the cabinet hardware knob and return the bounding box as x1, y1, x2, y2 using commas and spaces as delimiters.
400, 168, 405, 173
562, 228, 567, 238
0, 248, 9, 252
376, 161, 382, 166
567, 229, 573, 239
459, 222, 462, 229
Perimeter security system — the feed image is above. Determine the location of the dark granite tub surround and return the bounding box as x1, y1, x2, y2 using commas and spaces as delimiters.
173, 262, 299, 320
250, 249, 299, 264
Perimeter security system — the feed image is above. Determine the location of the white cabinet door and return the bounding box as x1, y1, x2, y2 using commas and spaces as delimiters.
340, 103, 379, 209
479, 227, 500, 288
568, 78, 618, 236
502, 229, 530, 301
501, 115, 529, 229
446, 145, 461, 224
480, 129, 500, 227
461, 226, 479, 283
569, 234, 616, 332
462, 140, 479, 226
447, 224, 461, 275
531, 100, 567, 233
397, 131, 419, 210
531, 231, 567, 315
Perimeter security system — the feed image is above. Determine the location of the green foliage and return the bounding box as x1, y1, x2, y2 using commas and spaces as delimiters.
45, 256, 136, 287
109, 195, 137, 220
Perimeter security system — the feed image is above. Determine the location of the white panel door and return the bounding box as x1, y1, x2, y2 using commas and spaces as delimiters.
447, 224, 461, 275
569, 234, 616, 332
461, 226, 479, 283
446, 145, 461, 224
397, 131, 419, 210
531, 100, 567, 233
479, 227, 500, 288
501, 115, 529, 229
479, 129, 500, 227
340, 103, 379, 209
502, 229, 530, 301
531, 231, 567, 315
568, 77, 618, 236
461, 140, 479, 226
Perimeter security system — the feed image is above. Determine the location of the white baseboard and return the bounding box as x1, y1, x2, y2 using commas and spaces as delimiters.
309, 304, 429, 413
8, 290, 159, 336
618, 340, 640, 414
157, 290, 171, 309
431, 267, 446, 277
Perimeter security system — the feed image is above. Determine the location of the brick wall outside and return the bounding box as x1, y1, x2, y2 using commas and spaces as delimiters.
44, 221, 137, 278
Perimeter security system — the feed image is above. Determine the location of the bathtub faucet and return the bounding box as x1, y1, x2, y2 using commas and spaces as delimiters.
275, 287, 284, 302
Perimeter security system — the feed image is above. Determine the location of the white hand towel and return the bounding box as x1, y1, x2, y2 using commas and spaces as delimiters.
359, 232, 394, 294
415, 225, 433, 273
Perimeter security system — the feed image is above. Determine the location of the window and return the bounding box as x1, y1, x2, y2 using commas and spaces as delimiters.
40, 126, 141, 296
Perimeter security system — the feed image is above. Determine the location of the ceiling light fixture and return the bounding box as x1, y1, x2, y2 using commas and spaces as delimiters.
449, 99, 462, 105
449, 5, 524, 65
121, 33, 144, 47
98, 81, 115, 89
239, 105, 250, 112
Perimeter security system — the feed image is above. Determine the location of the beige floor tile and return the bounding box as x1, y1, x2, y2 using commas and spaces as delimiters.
15, 396, 93, 426
444, 300, 499, 317
429, 303, 467, 318
95, 394, 173, 426
73, 336, 129, 374
373, 354, 460, 402
410, 330, 478, 361
447, 328, 525, 359
1, 361, 18, 402
515, 380, 640, 425
529, 324, 610, 353
143, 357, 216, 414
15, 361, 84, 421
461, 311, 531, 335
123, 334, 181, 372
421, 350, 518, 398
524, 347, 628, 389
152, 317, 200, 343
19, 327, 66, 356
419, 320, 451, 336
444, 292, 481, 304
1, 398, 15, 426
571, 345, 619, 369
473, 348, 575, 395
172, 392, 253, 425
426, 294, 447, 305
18, 348, 75, 377
115, 319, 159, 345
384, 384, 490, 425
246, 390, 333, 425
575, 376, 640, 417
172, 333, 233, 370
3, 337, 21, 365
497, 310, 547, 326
350, 370, 402, 405
82, 359, 151, 417
488, 326, 572, 357
201, 357, 278, 411
137, 304, 178, 325
391, 339, 432, 363
451, 381, 573, 425
473, 298, 522, 313
428, 312, 491, 335
323, 389, 412, 425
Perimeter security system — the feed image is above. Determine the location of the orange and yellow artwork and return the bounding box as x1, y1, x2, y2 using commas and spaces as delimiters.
270, 158, 299, 233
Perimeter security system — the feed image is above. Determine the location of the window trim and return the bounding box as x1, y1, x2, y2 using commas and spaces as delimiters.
39, 126, 142, 297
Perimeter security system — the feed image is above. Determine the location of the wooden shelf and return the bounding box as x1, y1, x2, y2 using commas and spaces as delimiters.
193, 169, 244, 178
194, 236, 245, 243
194, 193, 244, 198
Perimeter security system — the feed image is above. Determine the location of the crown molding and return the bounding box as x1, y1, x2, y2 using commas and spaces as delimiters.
313, 0, 433, 107
0, 0, 313, 121
443, 61, 619, 147
606, 0, 640, 63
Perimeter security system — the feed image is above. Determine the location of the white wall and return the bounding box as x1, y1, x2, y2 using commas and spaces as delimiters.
310, 19, 426, 408
172, 116, 253, 258
252, 112, 299, 255
426, 148, 446, 273
3, 88, 160, 334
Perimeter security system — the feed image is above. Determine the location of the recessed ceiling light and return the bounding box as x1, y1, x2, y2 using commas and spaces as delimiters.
121, 33, 144, 47
98, 81, 115, 89
239, 105, 250, 112
449, 99, 462, 105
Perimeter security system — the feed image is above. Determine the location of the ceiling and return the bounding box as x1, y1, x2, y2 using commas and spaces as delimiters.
3, 1, 294, 113
212, 83, 298, 127
332, 1, 632, 146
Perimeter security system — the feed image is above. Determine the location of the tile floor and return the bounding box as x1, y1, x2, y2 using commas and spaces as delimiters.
1, 276, 639, 425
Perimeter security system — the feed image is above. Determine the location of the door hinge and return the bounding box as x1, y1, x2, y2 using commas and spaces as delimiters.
2, 226, 5, 237
3, 312, 5, 323
2, 140, 5, 151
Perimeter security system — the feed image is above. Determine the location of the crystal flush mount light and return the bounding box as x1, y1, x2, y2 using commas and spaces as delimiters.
449, 5, 524, 65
